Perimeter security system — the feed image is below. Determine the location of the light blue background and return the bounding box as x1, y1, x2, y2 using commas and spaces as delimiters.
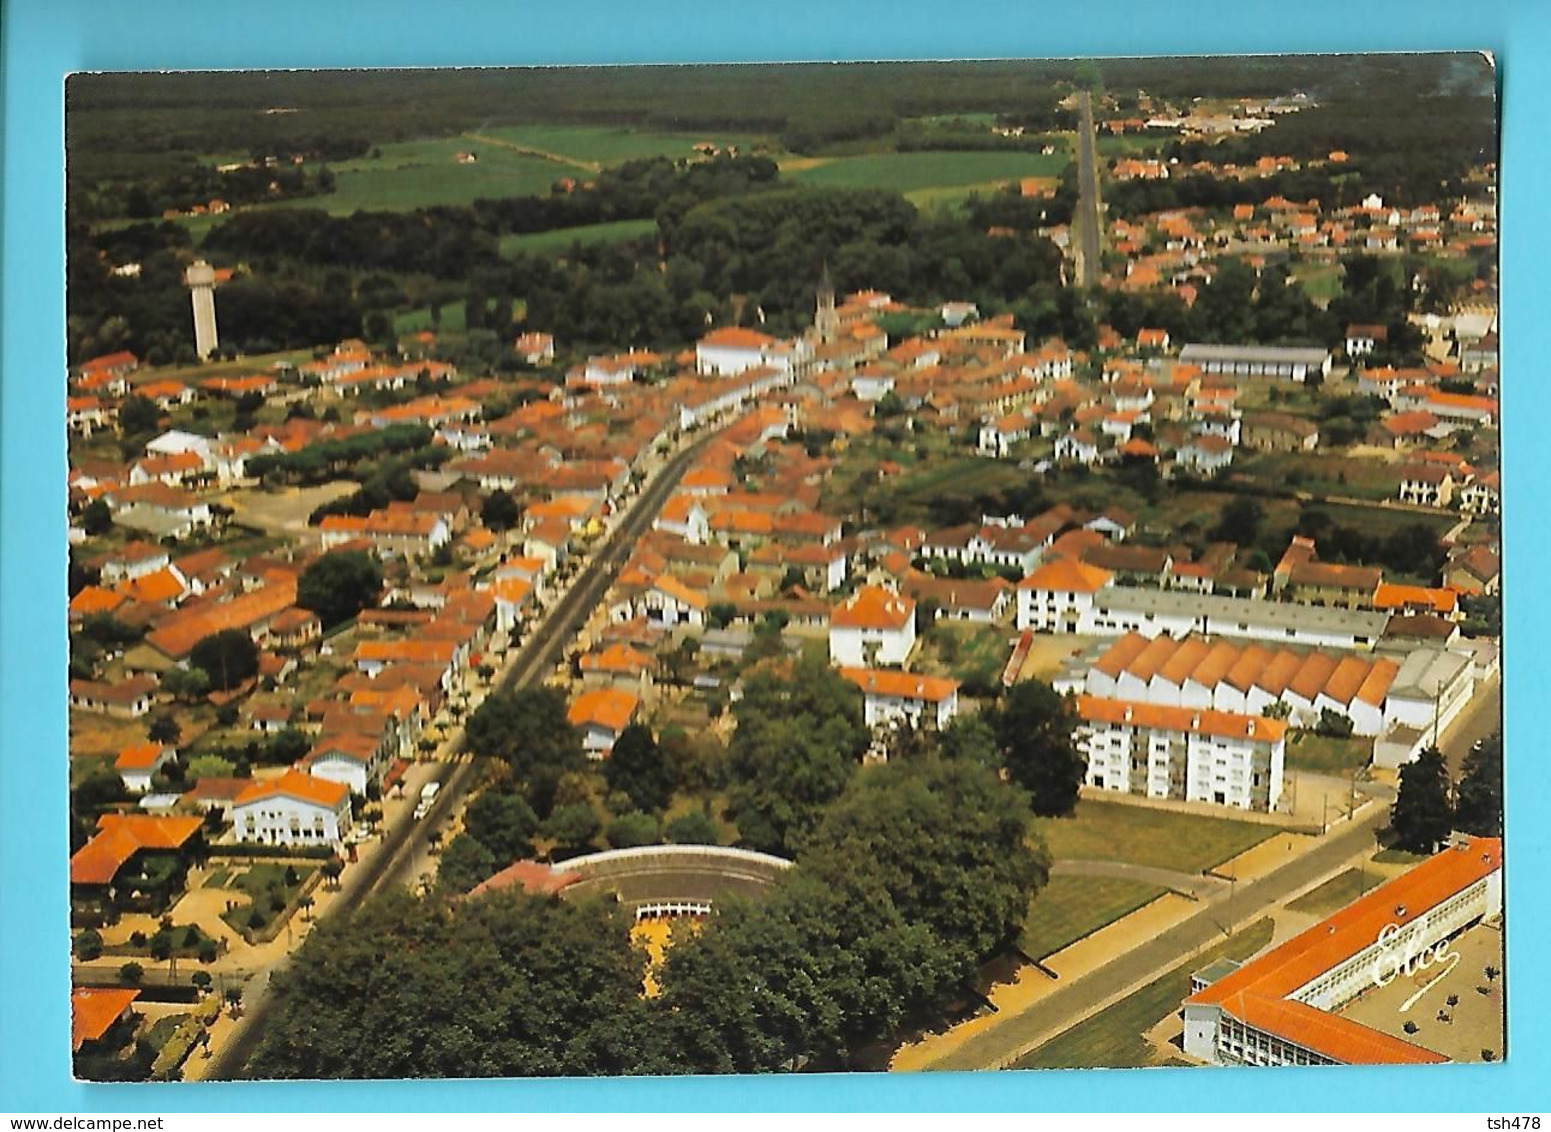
3, 0, 1545, 1112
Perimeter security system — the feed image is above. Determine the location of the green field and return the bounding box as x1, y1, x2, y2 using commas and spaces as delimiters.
1285, 732, 1373, 776
473, 124, 770, 167
789, 151, 1068, 194
498, 217, 658, 257
1287, 867, 1377, 917
1033, 800, 1273, 874
298, 137, 592, 213
1020, 876, 1168, 961
1012, 917, 1276, 1069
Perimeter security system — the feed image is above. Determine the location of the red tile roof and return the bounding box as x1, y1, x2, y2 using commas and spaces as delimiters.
1188, 838, 1501, 1064
72, 988, 140, 1051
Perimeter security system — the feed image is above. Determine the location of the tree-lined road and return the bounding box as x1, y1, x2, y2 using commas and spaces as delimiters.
1073, 89, 1103, 288
210, 427, 719, 1078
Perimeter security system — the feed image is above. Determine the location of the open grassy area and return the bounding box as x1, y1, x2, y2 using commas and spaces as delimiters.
1033, 800, 1273, 874
282, 137, 594, 214
1285, 732, 1373, 776
1238, 451, 1400, 502
1286, 867, 1377, 917
789, 150, 1067, 194
497, 217, 657, 257
1012, 917, 1276, 1069
473, 124, 771, 167
1019, 875, 1167, 961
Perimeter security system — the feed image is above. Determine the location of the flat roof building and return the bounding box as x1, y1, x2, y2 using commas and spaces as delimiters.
1179, 343, 1333, 383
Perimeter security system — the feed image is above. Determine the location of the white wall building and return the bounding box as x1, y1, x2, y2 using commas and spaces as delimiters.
232, 770, 352, 849
1073, 695, 1286, 811
840, 668, 960, 731
828, 586, 916, 667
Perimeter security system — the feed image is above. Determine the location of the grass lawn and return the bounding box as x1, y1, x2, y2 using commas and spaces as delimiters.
788, 150, 1067, 194
1020, 876, 1167, 961
1285, 732, 1373, 776
1286, 867, 1380, 917
1012, 917, 1276, 1069
497, 217, 657, 257
219, 863, 317, 937
1033, 800, 1273, 874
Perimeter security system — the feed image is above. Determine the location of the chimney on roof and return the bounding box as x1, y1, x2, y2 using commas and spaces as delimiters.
1123, 706, 1132, 722
1191, 714, 1201, 729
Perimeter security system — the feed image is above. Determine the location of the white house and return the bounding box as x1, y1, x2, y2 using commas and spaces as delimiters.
567, 688, 640, 758
232, 770, 353, 849
1016, 558, 1115, 633
641, 576, 707, 628
840, 668, 960, 731
113, 742, 176, 794
1176, 434, 1235, 475
828, 586, 916, 667
1055, 429, 1101, 465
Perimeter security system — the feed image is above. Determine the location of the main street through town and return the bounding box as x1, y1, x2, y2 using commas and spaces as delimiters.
1074, 89, 1103, 289
208, 427, 719, 1079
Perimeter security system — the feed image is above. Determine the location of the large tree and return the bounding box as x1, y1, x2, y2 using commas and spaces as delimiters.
603, 723, 674, 815
189, 629, 259, 692
480, 489, 521, 532
802, 755, 1050, 962
725, 656, 868, 855
435, 833, 497, 895
465, 686, 585, 783
1453, 732, 1503, 838
992, 681, 1085, 816
1391, 747, 1454, 854
296, 549, 384, 629
461, 789, 539, 865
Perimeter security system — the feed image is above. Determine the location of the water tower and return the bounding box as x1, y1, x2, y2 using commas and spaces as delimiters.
185, 260, 219, 360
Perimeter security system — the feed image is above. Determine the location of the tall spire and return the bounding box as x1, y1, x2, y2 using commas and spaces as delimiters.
814, 260, 837, 345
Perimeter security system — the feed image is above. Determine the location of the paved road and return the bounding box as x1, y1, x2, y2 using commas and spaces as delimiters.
925, 803, 1390, 1070
1073, 90, 1103, 288
1440, 673, 1501, 777
209, 429, 718, 1079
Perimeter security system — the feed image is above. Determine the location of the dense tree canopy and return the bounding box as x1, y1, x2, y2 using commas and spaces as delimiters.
464, 686, 586, 788
296, 550, 384, 629
603, 723, 675, 815
726, 656, 868, 855
248, 890, 651, 1079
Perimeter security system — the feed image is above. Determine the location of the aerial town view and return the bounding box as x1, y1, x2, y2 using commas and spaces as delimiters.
63, 55, 1503, 1081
